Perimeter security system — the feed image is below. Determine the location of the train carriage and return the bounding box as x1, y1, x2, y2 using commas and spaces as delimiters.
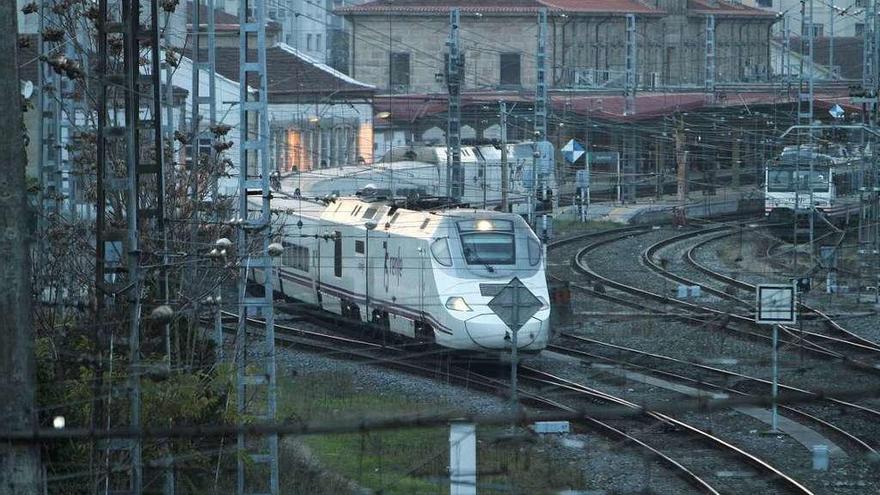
765, 145, 874, 241
255, 194, 551, 353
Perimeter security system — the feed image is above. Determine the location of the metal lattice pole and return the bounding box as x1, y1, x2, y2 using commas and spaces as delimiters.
94, 0, 166, 492
705, 15, 716, 103
190, 0, 221, 359
534, 8, 547, 140
864, 0, 875, 99
236, 0, 279, 492
535, 8, 548, 208
624, 14, 637, 116
445, 8, 462, 201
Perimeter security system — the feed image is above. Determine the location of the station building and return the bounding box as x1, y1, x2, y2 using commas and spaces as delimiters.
337, 0, 777, 94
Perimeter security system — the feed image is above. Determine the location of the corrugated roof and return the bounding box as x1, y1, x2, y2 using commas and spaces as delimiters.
688, 0, 777, 18
203, 43, 375, 100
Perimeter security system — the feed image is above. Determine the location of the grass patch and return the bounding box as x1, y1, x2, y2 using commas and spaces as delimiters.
277, 371, 584, 494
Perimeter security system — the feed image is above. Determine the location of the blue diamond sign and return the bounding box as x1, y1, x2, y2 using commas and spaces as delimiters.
561, 139, 585, 164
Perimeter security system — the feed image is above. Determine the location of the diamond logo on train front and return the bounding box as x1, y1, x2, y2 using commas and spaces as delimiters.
488, 277, 543, 333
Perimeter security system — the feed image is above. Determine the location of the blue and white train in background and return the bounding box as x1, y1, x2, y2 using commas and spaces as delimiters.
255, 193, 552, 353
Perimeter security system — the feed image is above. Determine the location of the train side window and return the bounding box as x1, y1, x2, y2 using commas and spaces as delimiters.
283, 244, 309, 272
334, 231, 342, 277
355, 240, 364, 254
420, 218, 430, 230
362, 207, 378, 220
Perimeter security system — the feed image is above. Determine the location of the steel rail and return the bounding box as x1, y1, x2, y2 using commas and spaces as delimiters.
549, 336, 879, 455
519, 367, 816, 495
684, 232, 880, 352
641, 229, 880, 356
222, 310, 725, 494
569, 230, 845, 360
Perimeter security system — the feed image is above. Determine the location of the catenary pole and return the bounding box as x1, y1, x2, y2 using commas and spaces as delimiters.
0, 0, 41, 490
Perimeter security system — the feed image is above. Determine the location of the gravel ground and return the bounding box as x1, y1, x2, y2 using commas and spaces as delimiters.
533, 328, 880, 495
543, 226, 880, 494
691, 231, 880, 343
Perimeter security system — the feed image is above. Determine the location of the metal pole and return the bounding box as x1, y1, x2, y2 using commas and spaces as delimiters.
500, 102, 509, 212
237, 0, 278, 491
616, 153, 622, 204
586, 150, 591, 209
624, 14, 636, 116
535, 9, 548, 140
509, 289, 522, 424
0, 0, 40, 488
446, 9, 462, 201
829, 1, 835, 78
771, 324, 779, 432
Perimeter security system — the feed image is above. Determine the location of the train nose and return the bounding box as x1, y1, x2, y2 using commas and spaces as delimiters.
463, 313, 546, 350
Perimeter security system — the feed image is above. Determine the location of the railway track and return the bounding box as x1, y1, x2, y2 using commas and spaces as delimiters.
570, 226, 880, 369
549, 333, 880, 455
553, 225, 880, 475
223, 309, 815, 494
682, 230, 879, 352
519, 367, 815, 495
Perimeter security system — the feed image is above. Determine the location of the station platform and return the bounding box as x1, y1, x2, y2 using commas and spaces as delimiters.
555, 187, 764, 225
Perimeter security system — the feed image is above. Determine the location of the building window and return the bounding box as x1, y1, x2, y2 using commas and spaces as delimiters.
307, 33, 313, 50
390, 52, 411, 89
316, 34, 322, 51
856, 23, 866, 37
499, 53, 521, 87
756, 0, 771, 7
808, 23, 824, 38
855, 0, 865, 7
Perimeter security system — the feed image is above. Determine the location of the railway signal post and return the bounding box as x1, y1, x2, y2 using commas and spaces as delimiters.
488, 278, 544, 421
756, 284, 797, 433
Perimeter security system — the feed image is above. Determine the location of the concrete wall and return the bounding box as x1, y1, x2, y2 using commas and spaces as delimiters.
349, 12, 771, 92
349, 15, 546, 93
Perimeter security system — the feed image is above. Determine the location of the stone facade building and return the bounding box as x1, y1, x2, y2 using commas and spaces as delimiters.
337, 0, 777, 93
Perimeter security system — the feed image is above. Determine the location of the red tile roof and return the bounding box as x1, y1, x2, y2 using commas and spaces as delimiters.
336, 0, 548, 15
375, 89, 851, 123
199, 43, 375, 101
688, 0, 777, 18
541, 0, 662, 15
186, 1, 282, 32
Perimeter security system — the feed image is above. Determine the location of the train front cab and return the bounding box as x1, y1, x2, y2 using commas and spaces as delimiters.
427, 215, 551, 353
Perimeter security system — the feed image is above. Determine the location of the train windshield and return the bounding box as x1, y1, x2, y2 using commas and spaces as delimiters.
457, 220, 516, 265
767, 169, 830, 192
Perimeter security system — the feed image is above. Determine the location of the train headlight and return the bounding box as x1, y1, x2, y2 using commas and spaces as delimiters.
475, 219, 493, 231
445, 297, 472, 312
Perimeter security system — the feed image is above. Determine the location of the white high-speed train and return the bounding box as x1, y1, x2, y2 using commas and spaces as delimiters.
256, 194, 551, 352
280, 142, 556, 214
